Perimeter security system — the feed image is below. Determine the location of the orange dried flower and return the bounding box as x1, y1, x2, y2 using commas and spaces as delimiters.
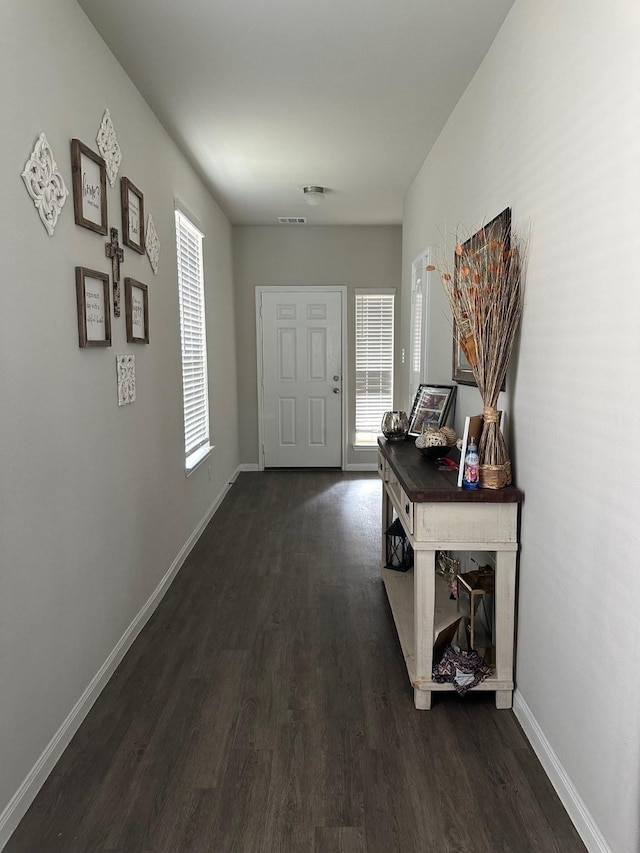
426, 265, 436, 271
442, 273, 452, 281
455, 245, 463, 256
461, 266, 470, 276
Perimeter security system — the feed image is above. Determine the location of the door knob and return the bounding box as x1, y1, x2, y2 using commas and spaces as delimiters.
333, 375, 340, 381
333, 387, 340, 394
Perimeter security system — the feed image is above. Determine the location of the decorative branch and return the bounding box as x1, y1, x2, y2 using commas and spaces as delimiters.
428, 212, 529, 483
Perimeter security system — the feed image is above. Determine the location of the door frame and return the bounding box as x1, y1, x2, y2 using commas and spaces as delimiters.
409, 247, 433, 408
255, 286, 348, 471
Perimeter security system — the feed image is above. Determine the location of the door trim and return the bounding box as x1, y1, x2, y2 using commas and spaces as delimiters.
255, 286, 348, 471
409, 247, 433, 409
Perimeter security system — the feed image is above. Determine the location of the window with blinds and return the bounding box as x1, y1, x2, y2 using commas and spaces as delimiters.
175, 210, 211, 470
355, 290, 395, 445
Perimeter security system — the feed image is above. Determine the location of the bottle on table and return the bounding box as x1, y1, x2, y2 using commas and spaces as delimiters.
462, 437, 479, 490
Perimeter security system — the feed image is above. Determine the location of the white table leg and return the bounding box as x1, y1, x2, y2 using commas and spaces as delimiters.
494, 549, 517, 708
380, 486, 393, 569
414, 549, 436, 710
414, 687, 432, 710
495, 690, 513, 709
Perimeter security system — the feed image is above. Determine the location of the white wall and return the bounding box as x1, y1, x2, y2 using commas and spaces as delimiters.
0, 0, 239, 840
402, 2, 640, 851
233, 225, 402, 468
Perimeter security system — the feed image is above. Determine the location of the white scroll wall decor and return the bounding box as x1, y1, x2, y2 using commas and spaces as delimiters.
96, 108, 122, 187
145, 214, 160, 275
116, 354, 136, 406
21, 133, 69, 236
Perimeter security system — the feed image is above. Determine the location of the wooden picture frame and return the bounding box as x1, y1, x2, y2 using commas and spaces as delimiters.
70, 139, 107, 235
452, 207, 511, 386
408, 384, 456, 436
124, 277, 149, 343
75, 267, 111, 347
121, 177, 145, 253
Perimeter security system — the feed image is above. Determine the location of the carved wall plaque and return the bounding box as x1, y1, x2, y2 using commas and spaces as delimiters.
145, 214, 160, 275
22, 133, 69, 236
96, 108, 122, 187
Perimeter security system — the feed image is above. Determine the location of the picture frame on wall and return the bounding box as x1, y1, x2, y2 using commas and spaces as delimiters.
452, 338, 476, 386
70, 139, 107, 235
75, 267, 111, 347
408, 384, 456, 436
124, 277, 149, 343
120, 177, 145, 253
452, 207, 511, 386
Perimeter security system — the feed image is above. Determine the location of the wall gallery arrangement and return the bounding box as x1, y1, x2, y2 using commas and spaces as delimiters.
21, 109, 157, 404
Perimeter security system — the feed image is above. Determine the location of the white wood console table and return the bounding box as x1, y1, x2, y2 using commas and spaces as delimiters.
378, 437, 523, 710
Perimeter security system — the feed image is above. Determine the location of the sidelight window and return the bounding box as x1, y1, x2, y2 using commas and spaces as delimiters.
175, 209, 211, 471
354, 290, 395, 445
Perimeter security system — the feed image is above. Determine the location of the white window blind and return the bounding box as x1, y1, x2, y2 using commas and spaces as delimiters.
175, 210, 210, 467
355, 291, 395, 444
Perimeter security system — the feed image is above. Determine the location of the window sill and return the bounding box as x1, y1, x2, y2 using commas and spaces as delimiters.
185, 444, 214, 477
352, 442, 380, 451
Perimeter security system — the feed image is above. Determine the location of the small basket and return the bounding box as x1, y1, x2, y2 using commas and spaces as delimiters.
479, 460, 512, 489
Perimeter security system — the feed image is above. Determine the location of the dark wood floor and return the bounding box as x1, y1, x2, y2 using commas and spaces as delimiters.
6, 471, 586, 853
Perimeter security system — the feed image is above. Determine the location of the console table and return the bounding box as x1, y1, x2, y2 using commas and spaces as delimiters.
378, 437, 524, 710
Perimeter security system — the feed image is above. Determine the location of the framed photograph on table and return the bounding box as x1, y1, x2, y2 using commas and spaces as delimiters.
70, 139, 107, 235
408, 384, 456, 436
124, 277, 149, 343
120, 177, 145, 253
452, 207, 511, 387
75, 267, 111, 347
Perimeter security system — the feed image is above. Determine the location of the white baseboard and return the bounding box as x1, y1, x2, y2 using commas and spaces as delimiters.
344, 462, 378, 471
0, 472, 238, 851
236, 463, 260, 474
237, 463, 377, 473
513, 690, 611, 853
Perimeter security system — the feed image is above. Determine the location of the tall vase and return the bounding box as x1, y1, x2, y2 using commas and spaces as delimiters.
478, 407, 512, 489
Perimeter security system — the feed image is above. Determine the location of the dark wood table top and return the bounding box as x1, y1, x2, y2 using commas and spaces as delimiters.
378, 437, 524, 504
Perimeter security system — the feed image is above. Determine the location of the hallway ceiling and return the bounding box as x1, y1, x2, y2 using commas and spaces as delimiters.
76, 0, 515, 226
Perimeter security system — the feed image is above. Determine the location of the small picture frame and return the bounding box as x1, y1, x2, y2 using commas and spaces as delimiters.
124, 277, 149, 343
121, 177, 145, 253
75, 267, 111, 347
408, 384, 456, 436
70, 139, 107, 235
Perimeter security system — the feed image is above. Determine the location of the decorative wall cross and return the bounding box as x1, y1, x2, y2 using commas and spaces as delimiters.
105, 227, 124, 317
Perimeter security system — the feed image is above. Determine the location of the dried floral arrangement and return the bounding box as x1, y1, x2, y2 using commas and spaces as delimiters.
428, 208, 528, 487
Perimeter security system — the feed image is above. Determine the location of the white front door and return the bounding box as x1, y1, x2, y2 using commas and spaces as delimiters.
259, 289, 343, 467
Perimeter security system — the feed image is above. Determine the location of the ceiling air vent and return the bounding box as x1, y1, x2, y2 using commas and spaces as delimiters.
278, 216, 307, 225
